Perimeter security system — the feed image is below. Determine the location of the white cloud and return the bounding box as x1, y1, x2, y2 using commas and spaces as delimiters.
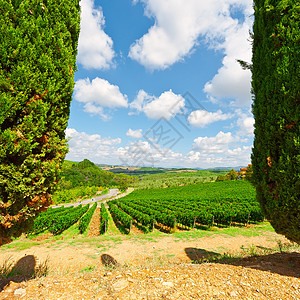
186, 144, 251, 167
117, 139, 184, 167
193, 131, 234, 154
130, 0, 252, 105
129, 1, 251, 71
188, 110, 232, 128
65, 128, 121, 162
235, 109, 255, 137
130, 89, 185, 120
129, 90, 153, 114
238, 116, 254, 137
203, 20, 253, 106
126, 129, 143, 139
73, 77, 128, 119
224, 145, 252, 166
227, 145, 252, 159
77, 0, 115, 69
65, 129, 252, 168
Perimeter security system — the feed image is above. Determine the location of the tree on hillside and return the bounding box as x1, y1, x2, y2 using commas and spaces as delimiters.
252, 0, 299, 243
0, 0, 80, 243
227, 169, 238, 181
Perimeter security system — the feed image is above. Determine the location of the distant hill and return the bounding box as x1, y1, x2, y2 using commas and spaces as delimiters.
58, 159, 136, 190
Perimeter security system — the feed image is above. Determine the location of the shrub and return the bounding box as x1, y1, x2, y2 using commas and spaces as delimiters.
79, 203, 97, 234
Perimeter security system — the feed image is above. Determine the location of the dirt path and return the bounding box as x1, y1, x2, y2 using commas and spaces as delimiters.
88, 207, 100, 237
53, 188, 121, 209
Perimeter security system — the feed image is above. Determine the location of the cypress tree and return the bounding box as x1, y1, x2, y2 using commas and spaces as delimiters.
252, 0, 299, 243
0, 0, 80, 243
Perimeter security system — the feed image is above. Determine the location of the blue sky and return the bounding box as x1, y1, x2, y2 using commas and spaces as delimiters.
66, 0, 255, 168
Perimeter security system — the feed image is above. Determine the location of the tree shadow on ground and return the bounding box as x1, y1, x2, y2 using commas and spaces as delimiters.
101, 254, 120, 270
0, 255, 36, 290
185, 247, 220, 262
185, 248, 300, 278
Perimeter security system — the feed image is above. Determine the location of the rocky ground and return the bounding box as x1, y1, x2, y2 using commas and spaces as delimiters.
1, 253, 299, 299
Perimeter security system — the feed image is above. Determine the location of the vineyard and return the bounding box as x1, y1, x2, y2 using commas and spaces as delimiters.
30, 181, 264, 236
31, 204, 92, 235
108, 181, 264, 232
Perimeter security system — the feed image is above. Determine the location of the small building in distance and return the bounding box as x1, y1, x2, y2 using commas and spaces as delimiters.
239, 164, 252, 178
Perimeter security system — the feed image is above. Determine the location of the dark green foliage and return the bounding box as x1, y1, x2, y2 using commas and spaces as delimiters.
245, 165, 253, 182
252, 0, 300, 243
216, 169, 239, 181
100, 203, 109, 234
31, 204, 88, 235
50, 204, 89, 235
31, 206, 68, 233
0, 1, 80, 241
79, 202, 97, 234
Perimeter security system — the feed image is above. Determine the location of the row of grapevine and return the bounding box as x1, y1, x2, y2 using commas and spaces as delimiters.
79, 203, 97, 234
31, 204, 89, 235
115, 200, 154, 229
114, 181, 264, 230
50, 205, 89, 235
120, 200, 176, 228
32, 206, 75, 233
108, 202, 133, 230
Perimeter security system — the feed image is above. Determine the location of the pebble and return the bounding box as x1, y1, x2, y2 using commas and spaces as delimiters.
14, 288, 26, 297
162, 282, 174, 288
230, 291, 238, 297
112, 279, 129, 292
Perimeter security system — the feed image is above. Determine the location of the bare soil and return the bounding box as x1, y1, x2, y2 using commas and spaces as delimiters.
88, 207, 101, 237
0, 228, 299, 299
1, 254, 299, 299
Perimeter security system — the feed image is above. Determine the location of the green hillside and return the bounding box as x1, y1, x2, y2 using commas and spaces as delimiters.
52, 159, 136, 204
58, 159, 136, 189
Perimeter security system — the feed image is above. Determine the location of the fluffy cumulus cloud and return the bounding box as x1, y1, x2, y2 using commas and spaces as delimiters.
227, 145, 252, 160
117, 139, 184, 167
130, 0, 252, 105
235, 109, 255, 137
130, 1, 250, 67
65, 128, 251, 168
73, 77, 128, 120
203, 20, 252, 106
77, 0, 115, 69
65, 128, 121, 162
188, 110, 233, 128
130, 89, 185, 120
193, 131, 234, 154
187, 146, 252, 167
126, 128, 143, 139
